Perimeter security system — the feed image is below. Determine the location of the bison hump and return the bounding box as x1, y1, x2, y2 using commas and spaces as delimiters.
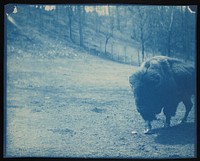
170, 61, 194, 80
170, 60, 195, 92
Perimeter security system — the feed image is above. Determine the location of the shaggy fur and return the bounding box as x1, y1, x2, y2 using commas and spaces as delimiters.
129, 56, 195, 132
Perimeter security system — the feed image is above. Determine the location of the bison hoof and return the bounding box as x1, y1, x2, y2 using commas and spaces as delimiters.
144, 129, 153, 135
180, 120, 186, 124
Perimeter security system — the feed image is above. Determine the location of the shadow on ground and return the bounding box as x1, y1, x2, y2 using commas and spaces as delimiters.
151, 122, 196, 145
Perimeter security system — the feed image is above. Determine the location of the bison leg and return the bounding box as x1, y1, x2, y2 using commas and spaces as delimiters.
144, 121, 152, 134
181, 98, 193, 123
164, 116, 171, 128
163, 102, 179, 128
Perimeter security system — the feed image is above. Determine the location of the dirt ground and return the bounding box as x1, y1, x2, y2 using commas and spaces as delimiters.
5, 45, 196, 159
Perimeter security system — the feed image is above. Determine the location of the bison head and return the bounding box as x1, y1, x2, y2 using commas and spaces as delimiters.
130, 72, 162, 121
129, 57, 172, 121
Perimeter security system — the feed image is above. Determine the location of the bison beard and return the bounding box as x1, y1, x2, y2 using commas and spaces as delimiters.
129, 56, 195, 134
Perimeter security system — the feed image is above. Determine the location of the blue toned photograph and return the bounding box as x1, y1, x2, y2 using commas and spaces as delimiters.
4, 4, 197, 158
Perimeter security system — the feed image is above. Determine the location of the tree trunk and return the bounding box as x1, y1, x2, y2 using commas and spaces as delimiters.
67, 6, 73, 41
141, 28, 145, 62
184, 9, 190, 62
116, 6, 120, 31
167, 30, 172, 57
105, 35, 111, 55
124, 7, 127, 28
141, 41, 145, 62
124, 46, 127, 63
94, 6, 100, 33
108, 6, 114, 35
138, 48, 141, 66
77, 5, 83, 47
167, 7, 174, 57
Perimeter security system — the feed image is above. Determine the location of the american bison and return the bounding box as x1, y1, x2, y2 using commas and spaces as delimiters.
129, 56, 195, 134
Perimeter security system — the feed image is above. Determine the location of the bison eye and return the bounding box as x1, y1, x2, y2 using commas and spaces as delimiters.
144, 72, 161, 86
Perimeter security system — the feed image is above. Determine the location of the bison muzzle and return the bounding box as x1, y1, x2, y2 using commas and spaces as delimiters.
129, 56, 195, 134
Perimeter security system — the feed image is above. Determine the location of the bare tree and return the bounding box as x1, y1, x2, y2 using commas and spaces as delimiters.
130, 6, 150, 62
105, 33, 112, 55
166, 7, 175, 57
77, 5, 84, 47
94, 6, 101, 33
158, 6, 175, 56
115, 6, 120, 31
66, 5, 73, 41
183, 7, 190, 61
108, 5, 114, 35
